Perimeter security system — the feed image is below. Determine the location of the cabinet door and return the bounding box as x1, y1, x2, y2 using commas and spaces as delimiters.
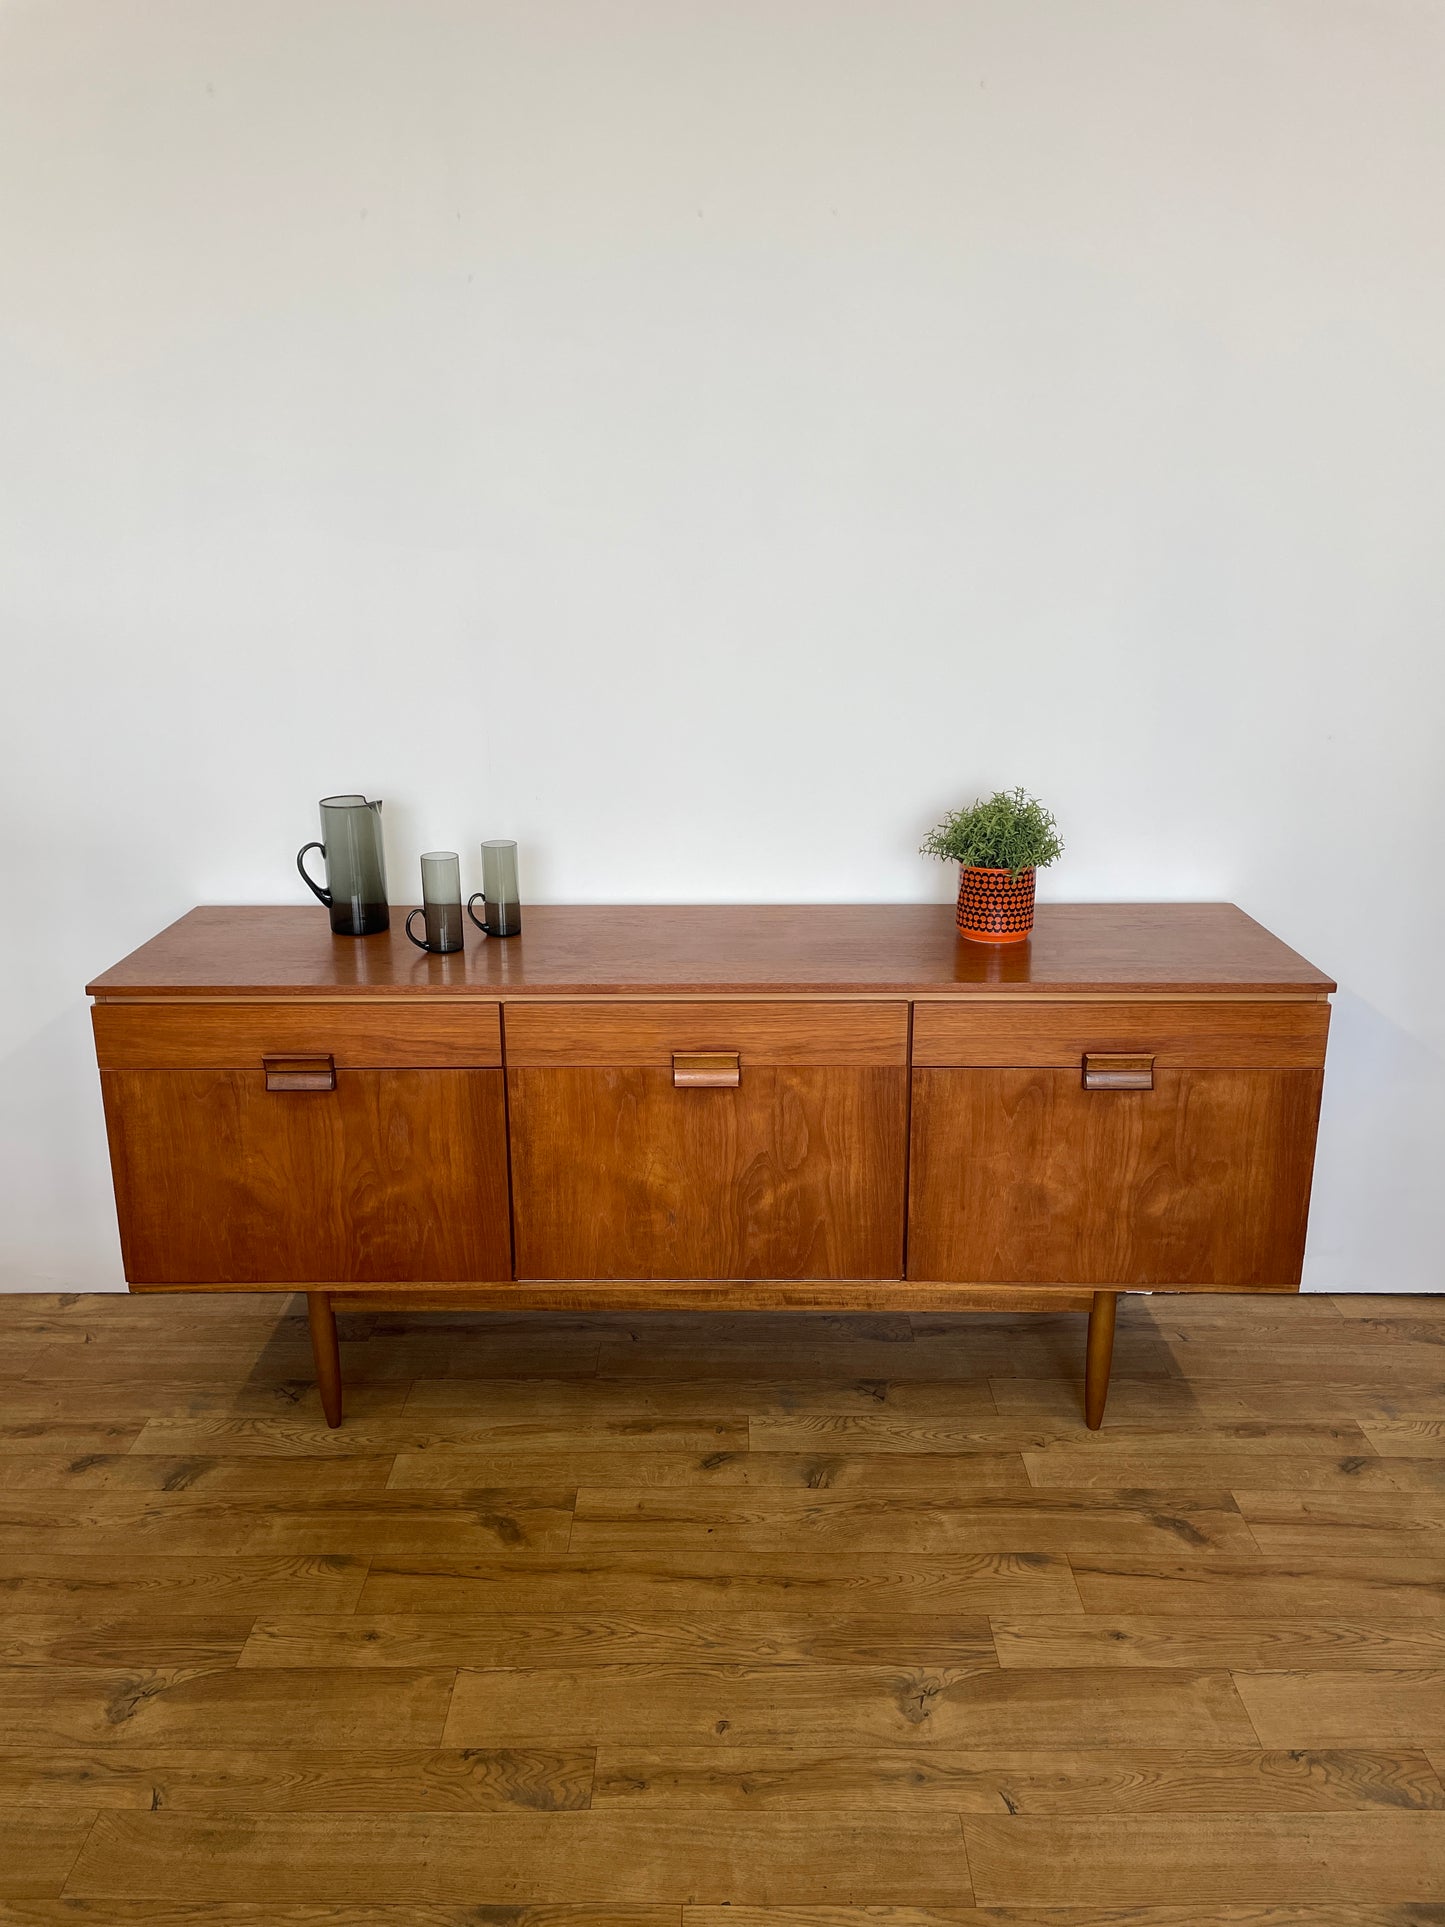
908, 1067, 1323, 1287
102, 1069, 511, 1284
507, 1002, 908, 1279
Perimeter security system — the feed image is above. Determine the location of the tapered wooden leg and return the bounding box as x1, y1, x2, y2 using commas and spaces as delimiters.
307, 1291, 343, 1428
1085, 1290, 1117, 1430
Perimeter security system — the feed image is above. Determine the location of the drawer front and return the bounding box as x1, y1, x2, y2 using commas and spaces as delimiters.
101, 1068, 511, 1284
504, 1000, 907, 1067
93, 1002, 502, 1070
510, 1065, 907, 1280
911, 1000, 1329, 1069
908, 1066, 1323, 1288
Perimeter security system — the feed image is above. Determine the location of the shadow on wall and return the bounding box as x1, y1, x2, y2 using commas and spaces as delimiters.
1304, 989, 1445, 1293
0, 1003, 123, 1291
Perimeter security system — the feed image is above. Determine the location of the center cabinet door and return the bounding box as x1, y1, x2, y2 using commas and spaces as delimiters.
506, 1002, 909, 1279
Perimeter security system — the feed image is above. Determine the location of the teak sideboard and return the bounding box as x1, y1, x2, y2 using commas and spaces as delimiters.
88, 903, 1334, 1428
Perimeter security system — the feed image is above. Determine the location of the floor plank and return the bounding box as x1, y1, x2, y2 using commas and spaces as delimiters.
64, 1811, 976, 1905
356, 1551, 1082, 1616
0, 1553, 370, 1616
748, 1413, 1371, 1454
0, 1490, 576, 1559
404, 1378, 1002, 1418
0, 1613, 255, 1667
0, 1809, 97, 1898
992, 1615, 1445, 1671
0, 1666, 454, 1748
0, 1905, 675, 1925
1232, 1491, 1445, 1561
443, 1663, 1257, 1747
568, 1487, 1258, 1556
1235, 1672, 1445, 1746
594, 1332, 1180, 1382
962, 1812, 1445, 1905
684, 1909, 1445, 1927
0, 1421, 145, 1457
1022, 1450, 1398, 1490
390, 1451, 1035, 1492
991, 1376, 1445, 1426
0, 1455, 397, 1496
1361, 1420, 1445, 1457
591, 1744, 1445, 1812
1071, 1555, 1445, 1619
238, 1612, 997, 1670
0, 1746, 594, 1813
130, 1414, 748, 1458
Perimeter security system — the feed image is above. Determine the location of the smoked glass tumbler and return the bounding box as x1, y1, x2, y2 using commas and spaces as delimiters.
468, 838, 521, 938
406, 850, 465, 954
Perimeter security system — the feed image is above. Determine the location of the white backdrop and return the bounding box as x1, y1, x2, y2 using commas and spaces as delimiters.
1, 0, 1441, 1290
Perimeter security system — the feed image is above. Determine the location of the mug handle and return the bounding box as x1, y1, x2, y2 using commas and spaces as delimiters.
405, 908, 432, 952
297, 841, 331, 907
467, 891, 489, 937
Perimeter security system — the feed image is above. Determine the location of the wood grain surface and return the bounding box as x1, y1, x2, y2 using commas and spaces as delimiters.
508, 1066, 907, 1279
87, 901, 1337, 999
92, 1002, 503, 1069
0, 1286, 1439, 1917
908, 1067, 1323, 1286
503, 1001, 908, 1066
912, 997, 1330, 1067
101, 1069, 512, 1285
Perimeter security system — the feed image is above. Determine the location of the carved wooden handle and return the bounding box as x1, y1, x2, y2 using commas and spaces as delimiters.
672, 1051, 740, 1088
264, 1054, 336, 1092
1082, 1052, 1154, 1091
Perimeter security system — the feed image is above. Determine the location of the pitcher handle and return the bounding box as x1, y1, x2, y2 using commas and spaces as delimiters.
297, 841, 332, 908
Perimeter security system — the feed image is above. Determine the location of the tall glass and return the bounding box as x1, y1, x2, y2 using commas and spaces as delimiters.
296, 795, 389, 937
468, 838, 521, 938
405, 851, 465, 954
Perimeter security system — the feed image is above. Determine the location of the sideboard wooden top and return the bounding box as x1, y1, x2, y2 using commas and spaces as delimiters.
88, 903, 1335, 1000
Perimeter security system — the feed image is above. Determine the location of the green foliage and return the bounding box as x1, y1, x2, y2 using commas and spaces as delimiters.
920, 786, 1064, 877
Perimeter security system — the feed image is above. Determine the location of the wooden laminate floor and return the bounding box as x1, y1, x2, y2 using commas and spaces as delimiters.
0, 1290, 1443, 1923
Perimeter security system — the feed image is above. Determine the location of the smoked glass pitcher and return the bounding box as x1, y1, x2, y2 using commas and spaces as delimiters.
297, 795, 390, 936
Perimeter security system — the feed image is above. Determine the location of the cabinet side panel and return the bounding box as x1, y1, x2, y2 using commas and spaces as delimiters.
101, 1069, 512, 1284
908, 1067, 1323, 1288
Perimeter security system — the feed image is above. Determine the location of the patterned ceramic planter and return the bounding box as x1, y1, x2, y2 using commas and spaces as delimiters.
956, 865, 1035, 944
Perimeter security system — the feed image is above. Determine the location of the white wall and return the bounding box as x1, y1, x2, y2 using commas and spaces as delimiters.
1, 0, 1441, 1291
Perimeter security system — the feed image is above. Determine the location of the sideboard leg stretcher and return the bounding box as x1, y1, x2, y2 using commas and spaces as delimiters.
307, 1291, 343, 1428
1085, 1290, 1117, 1429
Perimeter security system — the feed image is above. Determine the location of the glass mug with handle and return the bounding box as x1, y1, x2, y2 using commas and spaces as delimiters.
468, 838, 521, 938
296, 795, 390, 937
405, 851, 466, 954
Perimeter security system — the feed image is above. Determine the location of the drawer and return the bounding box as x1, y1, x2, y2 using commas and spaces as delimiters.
911, 999, 1329, 1070
504, 1000, 908, 1068
92, 1002, 502, 1070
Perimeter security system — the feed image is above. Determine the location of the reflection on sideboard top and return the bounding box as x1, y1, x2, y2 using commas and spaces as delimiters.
87, 903, 1335, 1001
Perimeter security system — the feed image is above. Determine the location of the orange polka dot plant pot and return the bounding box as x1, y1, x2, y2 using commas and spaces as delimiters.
955, 865, 1036, 944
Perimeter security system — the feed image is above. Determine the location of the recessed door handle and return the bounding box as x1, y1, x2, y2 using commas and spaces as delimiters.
672, 1051, 740, 1088
1083, 1052, 1154, 1091
264, 1054, 336, 1092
